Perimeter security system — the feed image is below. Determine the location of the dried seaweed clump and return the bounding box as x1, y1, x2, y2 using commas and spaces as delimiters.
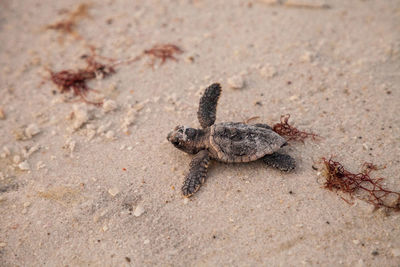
49, 54, 115, 106
144, 44, 183, 66
322, 157, 400, 211
46, 3, 90, 38
273, 114, 319, 142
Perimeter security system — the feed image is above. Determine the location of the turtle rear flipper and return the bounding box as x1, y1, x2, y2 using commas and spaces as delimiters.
262, 152, 295, 172
197, 83, 221, 128
182, 150, 210, 197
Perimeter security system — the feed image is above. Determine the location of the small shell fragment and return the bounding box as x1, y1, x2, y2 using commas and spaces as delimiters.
103, 99, 118, 112
259, 65, 277, 78
36, 161, 46, 170
227, 75, 245, 89
72, 104, 89, 130
133, 205, 145, 217
108, 187, 119, 197
300, 51, 315, 63
18, 161, 30, 171
25, 124, 40, 139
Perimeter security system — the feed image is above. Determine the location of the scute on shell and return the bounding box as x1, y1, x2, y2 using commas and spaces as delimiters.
209, 122, 287, 163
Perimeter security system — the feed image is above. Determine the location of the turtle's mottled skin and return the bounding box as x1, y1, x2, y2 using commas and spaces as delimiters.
167, 83, 295, 197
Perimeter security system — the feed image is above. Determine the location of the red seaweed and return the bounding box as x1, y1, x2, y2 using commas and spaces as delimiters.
144, 44, 183, 66
273, 114, 319, 142
48, 52, 115, 106
322, 157, 400, 211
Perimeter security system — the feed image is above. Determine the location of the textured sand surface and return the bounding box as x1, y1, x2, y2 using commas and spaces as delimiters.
1, 0, 400, 266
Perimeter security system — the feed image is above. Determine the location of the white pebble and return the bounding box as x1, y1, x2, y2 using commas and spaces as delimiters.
183, 198, 189, 205
300, 51, 315, 63
103, 99, 118, 112
108, 187, 119, 197
0, 242, 6, 247
133, 205, 145, 217
127, 146, 133, 151
353, 240, 360, 245
18, 161, 30, 171
144, 239, 150, 245
121, 108, 137, 131
227, 75, 245, 89
25, 123, 40, 138
102, 225, 109, 232
259, 65, 277, 78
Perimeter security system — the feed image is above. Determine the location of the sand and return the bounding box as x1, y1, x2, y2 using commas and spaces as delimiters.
0, 0, 400, 266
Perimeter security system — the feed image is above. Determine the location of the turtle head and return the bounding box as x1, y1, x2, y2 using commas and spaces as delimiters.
167, 126, 204, 154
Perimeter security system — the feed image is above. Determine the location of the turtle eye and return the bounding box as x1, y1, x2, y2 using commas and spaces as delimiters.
185, 128, 196, 139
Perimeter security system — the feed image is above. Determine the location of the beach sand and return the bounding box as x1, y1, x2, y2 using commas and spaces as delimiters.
0, 0, 399, 265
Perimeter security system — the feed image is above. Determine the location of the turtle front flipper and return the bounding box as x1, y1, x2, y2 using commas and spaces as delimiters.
262, 152, 296, 172
182, 150, 210, 197
197, 83, 221, 128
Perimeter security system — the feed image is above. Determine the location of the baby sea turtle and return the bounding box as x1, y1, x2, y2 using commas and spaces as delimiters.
167, 83, 295, 197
